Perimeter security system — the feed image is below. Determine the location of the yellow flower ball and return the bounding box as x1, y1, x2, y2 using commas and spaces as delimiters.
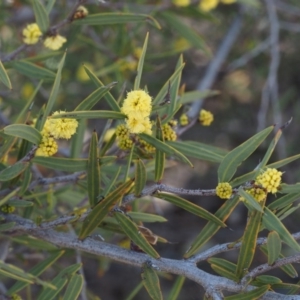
199, 109, 214, 126
121, 90, 152, 118
179, 113, 189, 126
1, 204, 16, 214
173, 0, 191, 7
22, 23, 42, 45
44, 34, 67, 51
125, 114, 152, 135
36, 135, 58, 157
162, 123, 177, 141
255, 168, 283, 194
216, 182, 232, 199
115, 124, 130, 138
117, 136, 133, 150
199, 0, 219, 12
240, 188, 267, 203
48, 111, 78, 139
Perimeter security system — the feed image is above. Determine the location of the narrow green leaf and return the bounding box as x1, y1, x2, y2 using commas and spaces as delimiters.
63, 274, 84, 300
208, 258, 237, 281
218, 126, 273, 182
141, 262, 163, 300
154, 117, 165, 181
74, 13, 161, 29
124, 145, 135, 182
79, 179, 133, 239
160, 12, 211, 56
125, 282, 144, 300
267, 154, 300, 169
167, 141, 225, 163
238, 188, 263, 213
4, 124, 42, 145
166, 54, 183, 118
140, 133, 193, 167
263, 207, 300, 252
179, 90, 219, 104
37, 263, 81, 300
224, 286, 269, 300
135, 159, 147, 196
272, 283, 300, 295
260, 245, 298, 278
115, 212, 160, 258
19, 167, 32, 196
70, 119, 86, 158
0, 59, 12, 89
0, 189, 19, 206
12, 236, 57, 250
157, 192, 226, 227
0, 162, 29, 182
236, 201, 264, 279
0, 269, 34, 284
256, 275, 282, 285
32, 0, 49, 32
12, 60, 55, 79
75, 83, 117, 111
83, 65, 120, 111
88, 132, 100, 207
267, 231, 281, 265
280, 183, 300, 194
50, 110, 125, 120
153, 64, 185, 105
134, 33, 148, 90
128, 212, 167, 223
253, 127, 282, 178
269, 193, 300, 211
33, 157, 87, 172
0, 222, 16, 232
210, 265, 237, 282
184, 196, 239, 258
166, 276, 185, 300
8, 200, 33, 207
45, 0, 56, 14
39, 52, 66, 131
8, 250, 65, 295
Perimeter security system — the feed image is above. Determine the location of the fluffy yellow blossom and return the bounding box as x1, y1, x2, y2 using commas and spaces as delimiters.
221, 0, 236, 4
256, 168, 283, 194
48, 111, 78, 139
44, 34, 67, 51
180, 113, 189, 126
199, 0, 219, 11
133, 47, 143, 59
125, 114, 152, 135
36, 135, 58, 157
1, 204, 15, 214
240, 188, 267, 203
22, 23, 42, 45
173, 38, 191, 52
216, 182, 232, 199
119, 58, 137, 72
73, 5, 88, 20
199, 109, 214, 126
173, 0, 191, 7
121, 90, 152, 118
162, 123, 177, 141
103, 128, 116, 143
32, 118, 51, 136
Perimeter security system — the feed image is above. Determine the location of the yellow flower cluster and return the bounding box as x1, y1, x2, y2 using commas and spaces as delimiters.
256, 168, 282, 194
179, 113, 189, 126
48, 111, 78, 139
139, 138, 156, 154
11, 294, 22, 300
44, 35, 67, 51
240, 187, 267, 203
173, 0, 191, 7
22, 23, 67, 51
115, 124, 133, 150
216, 182, 232, 199
35, 111, 78, 157
1, 204, 15, 214
22, 23, 42, 45
199, 109, 214, 126
121, 90, 153, 135
199, 0, 236, 12
162, 123, 177, 141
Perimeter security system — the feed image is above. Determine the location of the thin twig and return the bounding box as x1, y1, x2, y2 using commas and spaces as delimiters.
185, 8, 244, 122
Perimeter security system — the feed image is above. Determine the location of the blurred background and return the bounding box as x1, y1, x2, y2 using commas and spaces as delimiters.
1, 0, 300, 299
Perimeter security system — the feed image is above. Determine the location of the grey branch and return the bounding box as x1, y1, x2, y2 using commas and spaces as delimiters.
1, 213, 299, 299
